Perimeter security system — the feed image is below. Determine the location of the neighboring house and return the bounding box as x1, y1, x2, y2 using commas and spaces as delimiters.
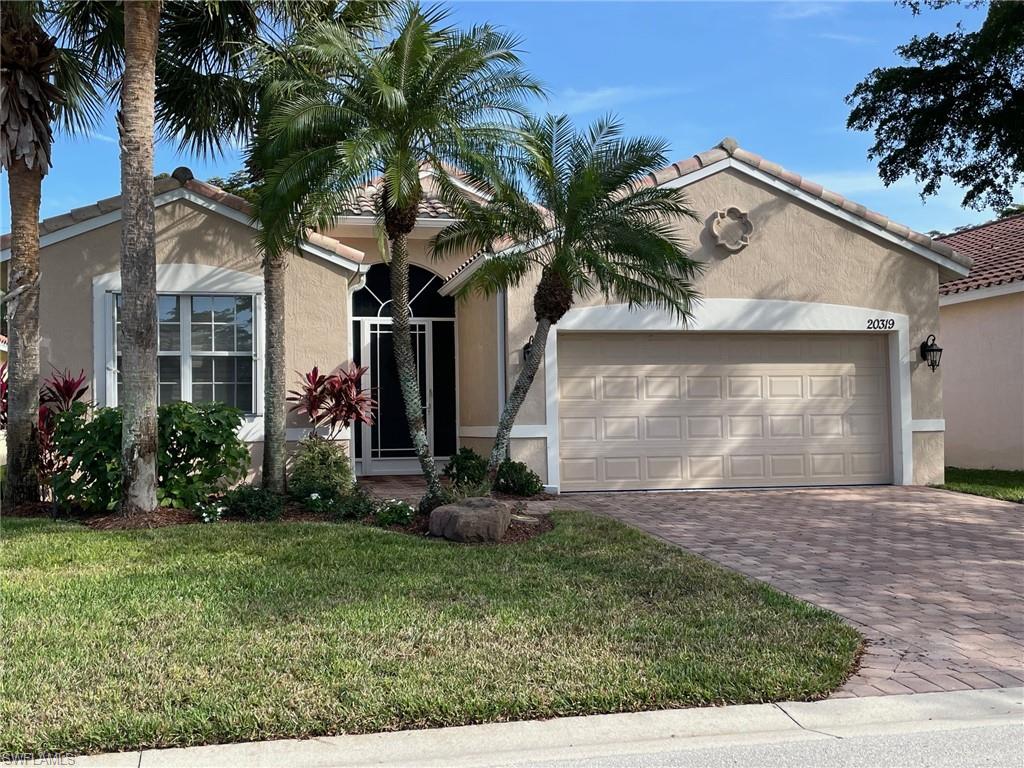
0, 138, 971, 492
937, 215, 1024, 471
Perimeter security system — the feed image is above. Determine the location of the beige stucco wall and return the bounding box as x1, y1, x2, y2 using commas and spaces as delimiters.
500, 167, 949, 485
33, 199, 357, 472
940, 291, 1024, 470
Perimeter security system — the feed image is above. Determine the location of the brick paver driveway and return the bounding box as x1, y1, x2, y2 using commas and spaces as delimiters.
554, 486, 1023, 697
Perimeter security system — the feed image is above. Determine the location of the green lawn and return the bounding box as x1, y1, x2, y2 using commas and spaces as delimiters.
939, 467, 1024, 503
1, 512, 860, 755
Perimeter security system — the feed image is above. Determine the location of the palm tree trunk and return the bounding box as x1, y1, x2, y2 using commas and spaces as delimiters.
118, 0, 161, 516
388, 233, 443, 510
3, 161, 43, 509
487, 316, 551, 480
261, 249, 287, 492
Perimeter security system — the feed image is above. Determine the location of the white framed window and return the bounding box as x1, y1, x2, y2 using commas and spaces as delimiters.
109, 291, 261, 415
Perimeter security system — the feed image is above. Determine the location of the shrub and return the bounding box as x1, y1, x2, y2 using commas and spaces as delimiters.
288, 365, 376, 437
222, 484, 284, 521
494, 459, 544, 497
157, 402, 251, 508
443, 447, 488, 490
334, 485, 378, 520
289, 435, 353, 501
375, 498, 416, 527
194, 499, 226, 524
51, 401, 251, 513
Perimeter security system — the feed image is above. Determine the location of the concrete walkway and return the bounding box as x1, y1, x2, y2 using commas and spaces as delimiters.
533, 486, 1024, 698
73, 687, 1023, 768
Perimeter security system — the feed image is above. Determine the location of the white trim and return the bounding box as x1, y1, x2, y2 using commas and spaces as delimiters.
92, 264, 265, 423
939, 281, 1024, 306
543, 299, 918, 493
3, 187, 365, 272
330, 215, 460, 231
910, 419, 945, 432
459, 425, 548, 439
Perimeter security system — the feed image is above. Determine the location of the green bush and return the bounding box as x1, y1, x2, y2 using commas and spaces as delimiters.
443, 447, 488, 489
494, 459, 544, 497
51, 401, 251, 513
334, 485, 377, 520
289, 436, 353, 501
375, 498, 416, 527
222, 484, 284, 521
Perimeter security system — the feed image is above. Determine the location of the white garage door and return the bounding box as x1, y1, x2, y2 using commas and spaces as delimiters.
557, 332, 892, 491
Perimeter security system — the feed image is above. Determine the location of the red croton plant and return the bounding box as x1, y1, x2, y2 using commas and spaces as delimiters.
0, 365, 89, 494
287, 365, 376, 437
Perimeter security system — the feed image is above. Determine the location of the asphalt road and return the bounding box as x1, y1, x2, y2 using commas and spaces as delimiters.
510, 723, 1023, 768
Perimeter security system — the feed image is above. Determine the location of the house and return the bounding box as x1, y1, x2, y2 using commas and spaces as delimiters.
0, 138, 971, 492
937, 214, 1024, 471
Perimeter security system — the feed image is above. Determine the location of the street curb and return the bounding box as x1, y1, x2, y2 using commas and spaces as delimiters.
73, 687, 1024, 768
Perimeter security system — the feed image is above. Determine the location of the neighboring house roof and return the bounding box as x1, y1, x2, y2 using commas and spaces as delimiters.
936, 213, 1024, 296
441, 137, 972, 292
0, 167, 365, 269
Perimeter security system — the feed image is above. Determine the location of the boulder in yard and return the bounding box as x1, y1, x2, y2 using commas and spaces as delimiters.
429, 497, 511, 542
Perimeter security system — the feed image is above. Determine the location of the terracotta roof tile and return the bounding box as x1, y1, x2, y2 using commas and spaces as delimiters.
336, 178, 456, 219
937, 213, 1024, 295
1, 168, 363, 264
444, 137, 972, 287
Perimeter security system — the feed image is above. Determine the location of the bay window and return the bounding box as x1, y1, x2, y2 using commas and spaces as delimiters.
113, 293, 258, 413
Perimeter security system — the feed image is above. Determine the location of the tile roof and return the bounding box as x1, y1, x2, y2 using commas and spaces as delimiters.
443, 137, 971, 286
936, 213, 1024, 295
0, 167, 364, 264
336, 179, 455, 219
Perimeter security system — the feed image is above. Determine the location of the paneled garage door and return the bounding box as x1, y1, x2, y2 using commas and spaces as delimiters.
557, 332, 892, 491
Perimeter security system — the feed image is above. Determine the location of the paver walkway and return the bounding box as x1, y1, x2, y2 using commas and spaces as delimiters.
541, 486, 1023, 698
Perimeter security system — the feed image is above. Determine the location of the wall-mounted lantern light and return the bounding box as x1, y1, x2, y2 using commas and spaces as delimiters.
920, 334, 943, 371
522, 335, 534, 362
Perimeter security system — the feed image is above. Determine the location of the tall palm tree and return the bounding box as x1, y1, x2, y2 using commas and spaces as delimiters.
0, 2, 102, 509
434, 114, 705, 481
116, 0, 163, 515
55, 0, 390, 507
256, 4, 541, 510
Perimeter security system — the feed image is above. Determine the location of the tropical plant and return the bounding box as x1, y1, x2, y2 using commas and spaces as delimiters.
287, 365, 376, 437
375, 497, 416, 527
37, 367, 90, 495
0, 1, 102, 509
434, 114, 704, 480
255, 3, 542, 511
51, 401, 250, 513
0, 363, 8, 431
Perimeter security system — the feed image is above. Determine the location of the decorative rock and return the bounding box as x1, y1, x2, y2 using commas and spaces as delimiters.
429, 497, 511, 542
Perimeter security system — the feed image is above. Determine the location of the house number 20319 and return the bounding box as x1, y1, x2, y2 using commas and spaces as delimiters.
866, 318, 895, 330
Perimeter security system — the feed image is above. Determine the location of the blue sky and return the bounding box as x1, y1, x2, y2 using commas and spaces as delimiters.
1, 0, 1004, 235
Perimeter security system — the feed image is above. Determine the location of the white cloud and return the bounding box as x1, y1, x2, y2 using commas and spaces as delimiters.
773, 2, 841, 20
554, 85, 688, 115
88, 131, 118, 144
816, 32, 872, 45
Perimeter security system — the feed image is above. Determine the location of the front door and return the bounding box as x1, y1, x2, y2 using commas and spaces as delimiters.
352, 264, 458, 475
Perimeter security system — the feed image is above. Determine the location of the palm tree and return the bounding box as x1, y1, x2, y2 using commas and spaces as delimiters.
54, 1, 390, 508
256, 4, 542, 510
434, 114, 705, 481
0, 2, 102, 509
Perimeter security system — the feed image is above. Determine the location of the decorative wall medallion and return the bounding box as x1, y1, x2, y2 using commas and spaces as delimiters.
710, 207, 753, 253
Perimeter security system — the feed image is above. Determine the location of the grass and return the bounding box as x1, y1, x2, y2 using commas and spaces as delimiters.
938, 467, 1024, 503
1, 512, 860, 755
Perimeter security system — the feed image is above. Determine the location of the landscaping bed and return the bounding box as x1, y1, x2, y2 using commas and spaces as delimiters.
938, 467, 1024, 503
1, 511, 861, 756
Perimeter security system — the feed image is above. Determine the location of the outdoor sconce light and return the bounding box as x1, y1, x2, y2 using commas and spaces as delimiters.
522, 335, 534, 362
920, 334, 943, 371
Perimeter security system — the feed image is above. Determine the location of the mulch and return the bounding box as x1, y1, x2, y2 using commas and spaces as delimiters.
9, 495, 553, 544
